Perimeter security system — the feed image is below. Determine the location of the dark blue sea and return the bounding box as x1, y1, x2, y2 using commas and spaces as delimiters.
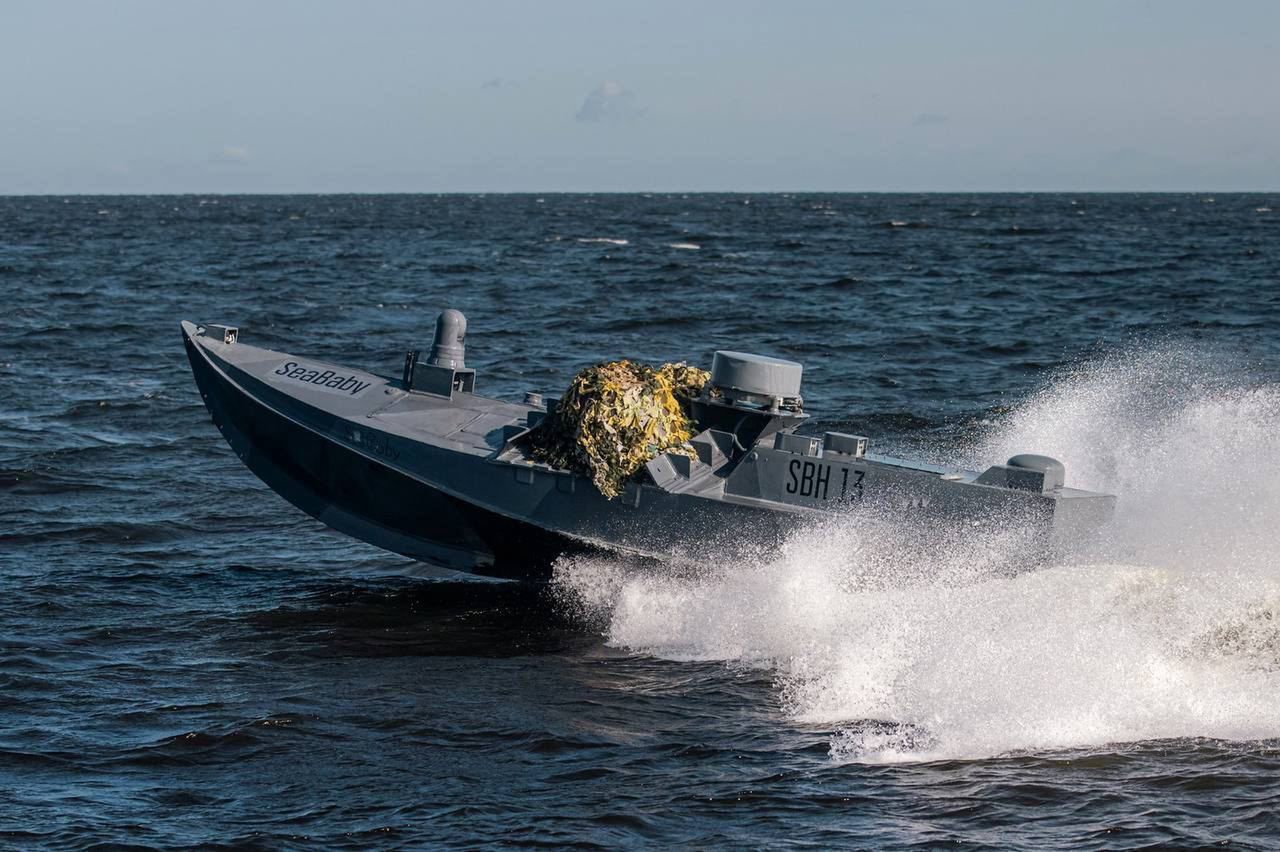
3, 193, 1280, 849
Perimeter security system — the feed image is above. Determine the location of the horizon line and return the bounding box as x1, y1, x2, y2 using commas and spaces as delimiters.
3, 188, 1278, 197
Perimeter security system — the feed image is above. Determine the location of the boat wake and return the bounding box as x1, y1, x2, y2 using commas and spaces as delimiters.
552, 344, 1280, 762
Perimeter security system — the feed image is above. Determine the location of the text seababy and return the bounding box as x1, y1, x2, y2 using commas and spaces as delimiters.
273, 361, 371, 396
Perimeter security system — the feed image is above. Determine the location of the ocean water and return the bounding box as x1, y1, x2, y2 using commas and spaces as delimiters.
3, 192, 1280, 848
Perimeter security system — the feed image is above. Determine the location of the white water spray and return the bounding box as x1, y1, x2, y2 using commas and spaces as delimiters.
553, 345, 1280, 762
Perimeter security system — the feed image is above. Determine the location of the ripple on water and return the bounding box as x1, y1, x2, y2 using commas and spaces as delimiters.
2, 193, 1280, 847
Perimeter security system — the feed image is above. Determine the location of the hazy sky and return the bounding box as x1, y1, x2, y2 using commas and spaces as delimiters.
2, 0, 1277, 193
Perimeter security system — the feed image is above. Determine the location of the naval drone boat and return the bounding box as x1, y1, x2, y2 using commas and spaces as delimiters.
183, 311, 1115, 580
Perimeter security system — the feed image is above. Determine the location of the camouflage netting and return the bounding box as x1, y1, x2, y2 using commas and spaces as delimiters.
529, 360, 711, 498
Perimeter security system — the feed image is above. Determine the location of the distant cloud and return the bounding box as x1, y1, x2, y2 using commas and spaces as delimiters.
912, 113, 950, 127
211, 145, 251, 164
575, 81, 644, 123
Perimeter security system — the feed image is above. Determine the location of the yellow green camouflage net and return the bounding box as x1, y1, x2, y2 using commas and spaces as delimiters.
529, 360, 711, 498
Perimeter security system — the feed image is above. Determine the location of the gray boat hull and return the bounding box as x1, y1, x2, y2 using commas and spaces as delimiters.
182, 320, 1115, 580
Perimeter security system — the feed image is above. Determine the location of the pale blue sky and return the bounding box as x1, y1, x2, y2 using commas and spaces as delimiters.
2, 0, 1277, 193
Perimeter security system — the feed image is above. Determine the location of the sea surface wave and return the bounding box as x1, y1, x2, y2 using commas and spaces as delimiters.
3, 193, 1280, 848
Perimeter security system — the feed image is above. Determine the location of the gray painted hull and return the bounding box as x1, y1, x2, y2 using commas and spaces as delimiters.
182, 322, 1115, 580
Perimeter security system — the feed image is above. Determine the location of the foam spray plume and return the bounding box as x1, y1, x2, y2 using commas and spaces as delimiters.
552, 344, 1280, 763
